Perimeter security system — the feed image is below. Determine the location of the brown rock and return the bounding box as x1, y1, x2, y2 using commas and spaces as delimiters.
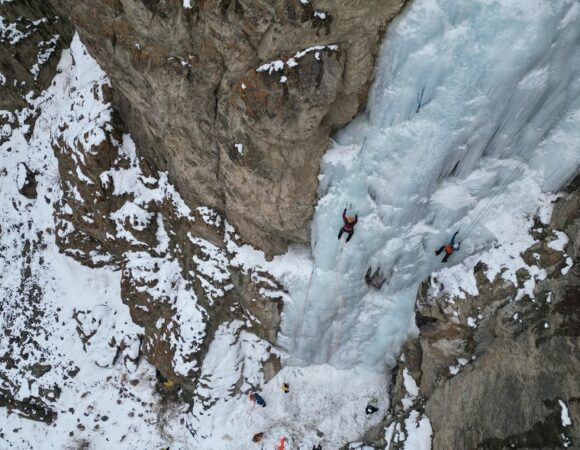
0, 0, 73, 114
385, 176, 580, 450
47, 0, 408, 255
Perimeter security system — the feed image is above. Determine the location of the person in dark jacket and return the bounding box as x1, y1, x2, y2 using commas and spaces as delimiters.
338, 208, 358, 242
249, 392, 266, 407
435, 231, 460, 263
365, 404, 378, 415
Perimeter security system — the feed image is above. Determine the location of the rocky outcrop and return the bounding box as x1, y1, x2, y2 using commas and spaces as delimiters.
47, 0, 407, 254
1, 29, 288, 430
385, 177, 580, 449
49, 40, 286, 393
0, 0, 73, 424
0, 0, 72, 115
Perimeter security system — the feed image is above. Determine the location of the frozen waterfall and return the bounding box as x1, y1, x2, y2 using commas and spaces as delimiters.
279, 0, 580, 371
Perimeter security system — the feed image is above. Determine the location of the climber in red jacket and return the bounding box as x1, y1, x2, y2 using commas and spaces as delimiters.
338, 208, 358, 242
435, 231, 460, 263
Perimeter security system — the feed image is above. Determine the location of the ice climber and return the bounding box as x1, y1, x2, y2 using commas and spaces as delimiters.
435, 230, 460, 263
338, 208, 358, 242
249, 392, 266, 407
282, 382, 290, 394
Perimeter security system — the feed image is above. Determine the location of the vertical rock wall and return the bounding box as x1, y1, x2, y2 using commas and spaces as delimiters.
47, 0, 407, 254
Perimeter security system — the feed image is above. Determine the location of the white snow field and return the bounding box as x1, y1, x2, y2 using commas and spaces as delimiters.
0, 36, 194, 449
280, 0, 580, 372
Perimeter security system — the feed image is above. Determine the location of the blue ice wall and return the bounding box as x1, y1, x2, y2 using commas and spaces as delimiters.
280, 0, 580, 371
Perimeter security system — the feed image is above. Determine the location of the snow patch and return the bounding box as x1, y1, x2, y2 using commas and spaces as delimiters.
30, 34, 60, 79
403, 410, 433, 450
402, 368, 419, 410
0, 33, 186, 448
467, 316, 477, 328
197, 206, 222, 228
257, 45, 338, 75
561, 256, 573, 275
548, 230, 569, 252
559, 399, 572, 427
190, 345, 389, 449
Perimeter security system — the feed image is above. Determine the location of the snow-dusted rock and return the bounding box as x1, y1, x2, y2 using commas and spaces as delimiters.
47, 0, 408, 254
387, 184, 580, 449
0, 0, 72, 114
47, 36, 290, 391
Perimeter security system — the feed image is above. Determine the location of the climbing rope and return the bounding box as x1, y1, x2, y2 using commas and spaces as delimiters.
326, 241, 349, 360
244, 401, 256, 427
291, 265, 316, 346
459, 88, 580, 241
324, 138, 367, 358
293, 138, 367, 346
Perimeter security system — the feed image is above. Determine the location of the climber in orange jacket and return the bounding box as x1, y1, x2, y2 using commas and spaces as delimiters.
435, 231, 460, 263
338, 208, 358, 242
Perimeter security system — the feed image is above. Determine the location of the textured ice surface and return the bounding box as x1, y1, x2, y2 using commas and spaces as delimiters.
280, 0, 580, 371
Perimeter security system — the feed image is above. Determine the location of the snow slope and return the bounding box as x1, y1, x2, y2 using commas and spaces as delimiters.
280, 0, 580, 372
0, 35, 191, 449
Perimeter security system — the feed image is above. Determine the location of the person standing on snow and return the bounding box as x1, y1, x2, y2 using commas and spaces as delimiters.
435, 230, 460, 263
249, 392, 266, 407
338, 208, 358, 242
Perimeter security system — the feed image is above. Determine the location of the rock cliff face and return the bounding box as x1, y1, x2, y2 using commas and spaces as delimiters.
0, 0, 72, 130
385, 178, 580, 449
1, 27, 287, 430
46, 0, 407, 254
50, 62, 285, 389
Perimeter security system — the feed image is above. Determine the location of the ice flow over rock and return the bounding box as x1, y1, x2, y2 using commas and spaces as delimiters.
279, 0, 580, 371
